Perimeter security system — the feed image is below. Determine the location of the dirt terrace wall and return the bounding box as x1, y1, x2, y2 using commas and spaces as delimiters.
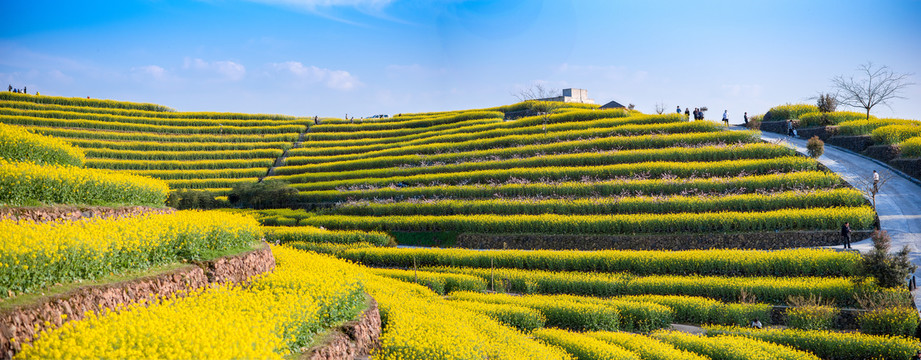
0, 206, 174, 223
456, 230, 875, 251
0, 243, 275, 359
304, 298, 382, 360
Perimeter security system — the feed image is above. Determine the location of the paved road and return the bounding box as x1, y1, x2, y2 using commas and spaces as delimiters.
735, 126, 921, 305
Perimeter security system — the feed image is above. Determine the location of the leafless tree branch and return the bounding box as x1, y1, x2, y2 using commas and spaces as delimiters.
832, 62, 915, 120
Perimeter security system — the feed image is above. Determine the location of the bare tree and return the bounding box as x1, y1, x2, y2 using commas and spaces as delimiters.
512, 83, 561, 133
854, 169, 894, 210
832, 62, 914, 120
654, 102, 666, 115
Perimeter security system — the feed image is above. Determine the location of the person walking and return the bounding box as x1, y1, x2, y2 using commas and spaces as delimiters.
722, 110, 729, 126
676, 105, 681, 114
786, 119, 793, 136
841, 222, 852, 249
23, 86, 27, 94
693, 108, 699, 121
684, 108, 690, 120
873, 170, 879, 193
743, 112, 749, 125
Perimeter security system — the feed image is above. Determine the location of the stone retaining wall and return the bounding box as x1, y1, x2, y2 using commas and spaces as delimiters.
0, 206, 174, 223
825, 135, 873, 153
456, 230, 874, 251
304, 298, 382, 360
0, 243, 275, 359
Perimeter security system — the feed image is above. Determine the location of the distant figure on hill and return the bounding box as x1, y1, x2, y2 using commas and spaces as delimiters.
743, 112, 749, 125
23, 86, 26, 94
7, 84, 10, 92
684, 108, 690, 120
692, 108, 698, 120
841, 222, 852, 249
676, 105, 681, 114
313, 116, 319, 125
722, 110, 729, 126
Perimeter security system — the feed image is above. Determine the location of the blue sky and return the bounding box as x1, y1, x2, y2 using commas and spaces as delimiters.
1, 0, 919, 119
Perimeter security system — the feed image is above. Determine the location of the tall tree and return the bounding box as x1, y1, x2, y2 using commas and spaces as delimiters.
832, 62, 914, 120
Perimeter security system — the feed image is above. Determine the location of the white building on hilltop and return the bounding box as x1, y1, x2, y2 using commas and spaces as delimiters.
537, 88, 595, 104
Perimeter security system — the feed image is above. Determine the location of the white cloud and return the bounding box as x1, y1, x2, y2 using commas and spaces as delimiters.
183, 58, 246, 81
272, 61, 361, 90
132, 65, 167, 80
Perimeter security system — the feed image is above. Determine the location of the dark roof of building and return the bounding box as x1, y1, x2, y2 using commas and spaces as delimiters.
600, 100, 626, 109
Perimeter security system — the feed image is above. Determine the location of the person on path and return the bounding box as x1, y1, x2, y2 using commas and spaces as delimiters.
873, 170, 879, 193
743, 112, 749, 125
684, 108, 690, 120
676, 105, 681, 114
841, 222, 852, 249
786, 119, 794, 136
722, 110, 729, 126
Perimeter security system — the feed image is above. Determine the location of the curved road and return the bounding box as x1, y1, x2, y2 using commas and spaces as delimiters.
736, 126, 921, 306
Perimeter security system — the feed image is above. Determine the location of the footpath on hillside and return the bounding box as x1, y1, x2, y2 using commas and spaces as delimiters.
731, 125, 921, 305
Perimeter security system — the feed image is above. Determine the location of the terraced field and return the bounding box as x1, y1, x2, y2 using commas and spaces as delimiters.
0, 92, 308, 196
3, 94, 917, 359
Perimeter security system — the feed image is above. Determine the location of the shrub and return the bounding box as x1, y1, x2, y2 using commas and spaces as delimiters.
167, 189, 226, 210
816, 93, 837, 113
228, 180, 298, 209
747, 114, 763, 130
861, 230, 916, 288
806, 136, 824, 159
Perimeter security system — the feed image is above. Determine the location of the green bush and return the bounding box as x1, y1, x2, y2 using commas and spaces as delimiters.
763, 104, 819, 122
227, 180, 299, 209
166, 189, 226, 210
858, 307, 920, 337
785, 306, 837, 330
871, 124, 921, 144
900, 136, 921, 158
806, 136, 824, 159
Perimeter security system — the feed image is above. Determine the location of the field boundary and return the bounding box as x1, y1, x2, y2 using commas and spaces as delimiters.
0, 242, 275, 359
304, 297, 382, 360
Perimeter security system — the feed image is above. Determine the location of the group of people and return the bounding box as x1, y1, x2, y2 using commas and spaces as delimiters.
8, 84, 30, 94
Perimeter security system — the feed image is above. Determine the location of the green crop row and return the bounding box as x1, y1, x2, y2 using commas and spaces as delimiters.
297, 171, 843, 203
871, 124, 921, 144
130, 167, 268, 180
0, 115, 306, 135
302, 206, 875, 235
704, 325, 921, 360
336, 245, 862, 278
164, 177, 258, 190
68, 138, 292, 152
263, 226, 394, 246
651, 331, 820, 360
0, 107, 308, 127
276, 143, 794, 180
1, 159, 169, 206
449, 291, 674, 333
426, 266, 859, 306
309, 111, 503, 133
368, 268, 487, 295
835, 118, 920, 136
0, 123, 85, 167
900, 136, 921, 158
0, 99, 295, 120
797, 111, 872, 127
86, 158, 276, 170
289, 156, 818, 192
587, 331, 708, 360
283, 129, 760, 168
83, 148, 283, 160
532, 328, 640, 359
305, 109, 638, 144
329, 188, 866, 217
0, 92, 174, 111
288, 115, 704, 158
447, 300, 546, 332
307, 118, 504, 142
29, 126, 300, 143
763, 103, 820, 122
618, 295, 772, 327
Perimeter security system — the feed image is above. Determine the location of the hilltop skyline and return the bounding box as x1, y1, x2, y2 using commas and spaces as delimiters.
1, 0, 919, 119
